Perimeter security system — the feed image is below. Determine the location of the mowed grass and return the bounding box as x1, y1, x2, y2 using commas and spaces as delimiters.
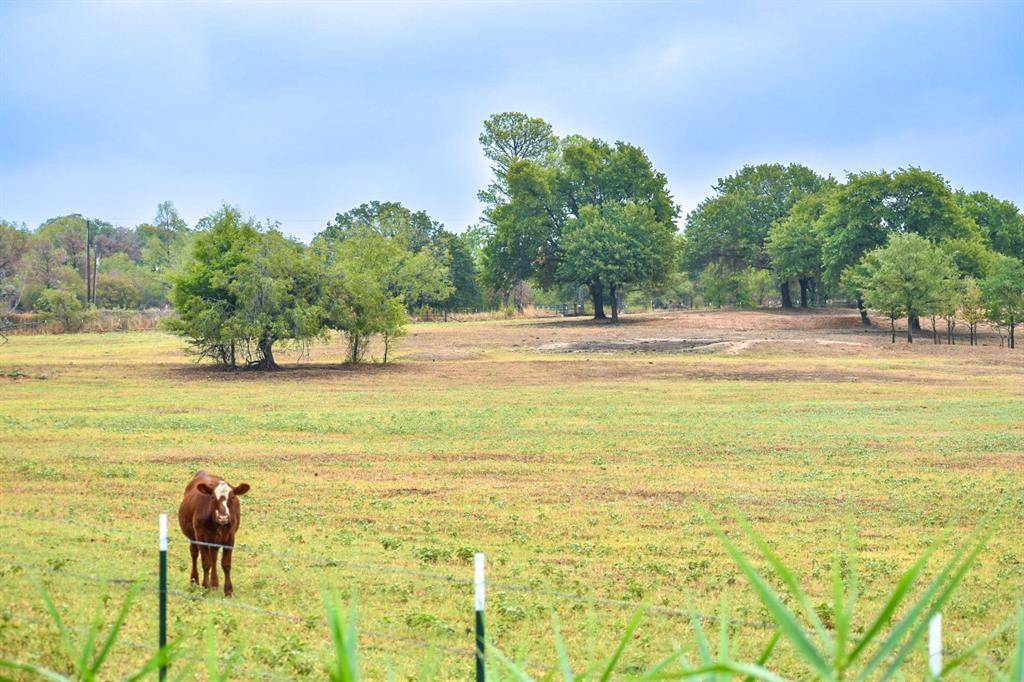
1, 313, 1022, 679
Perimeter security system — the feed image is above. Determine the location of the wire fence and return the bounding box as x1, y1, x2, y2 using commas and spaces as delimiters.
0, 509, 770, 622
0, 508, 1001, 679
0, 554, 473, 678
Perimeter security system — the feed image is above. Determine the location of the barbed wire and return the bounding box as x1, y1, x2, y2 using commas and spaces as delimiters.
161, 536, 779, 629
8, 507, 1013, 650
0, 515, 475, 587
2, 554, 775, 681
487, 582, 776, 630
0, 510, 826, 634
0, 511, 474, 586
0, 510, 154, 541
0, 507, 685, 574
1, 612, 301, 681
179, 537, 477, 587
2, 557, 475, 660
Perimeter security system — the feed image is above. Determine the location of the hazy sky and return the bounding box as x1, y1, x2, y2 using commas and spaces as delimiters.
2, 1, 1022, 241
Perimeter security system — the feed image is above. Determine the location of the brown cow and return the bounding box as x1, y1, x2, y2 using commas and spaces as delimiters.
178, 470, 250, 596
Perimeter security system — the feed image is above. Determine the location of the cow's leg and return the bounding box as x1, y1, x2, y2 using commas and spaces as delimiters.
189, 542, 199, 584
209, 546, 220, 588
221, 547, 233, 597
200, 545, 212, 589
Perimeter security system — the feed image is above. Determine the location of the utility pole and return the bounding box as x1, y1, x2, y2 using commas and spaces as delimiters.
92, 246, 98, 305
85, 218, 92, 305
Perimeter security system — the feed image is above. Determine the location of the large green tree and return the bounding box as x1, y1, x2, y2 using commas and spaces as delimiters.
955, 190, 1024, 259
482, 159, 561, 297
558, 203, 678, 320
843, 251, 905, 343
316, 201, 455, 313
480, 118, 677, 318
167, 207, 322, 369
319, 201, 439, 253
682, 163, 828, 308
980, 254, 1024, 349
765, 187, 837, 307
478, 112, 558, 216
819, 168, 981, 323
138, 201, 193, 276
154, 200, 189, 233
850, 233, 959, 343
432, 230, 482, 315
316, 229, 431, 363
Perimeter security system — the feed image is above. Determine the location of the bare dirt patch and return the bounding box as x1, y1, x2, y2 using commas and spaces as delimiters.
538, 338, 727, 353
379, 487, 439, 498
402, 349, 483, 361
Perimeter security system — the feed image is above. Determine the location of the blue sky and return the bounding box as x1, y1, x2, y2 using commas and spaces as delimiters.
1, 1, 1021, 241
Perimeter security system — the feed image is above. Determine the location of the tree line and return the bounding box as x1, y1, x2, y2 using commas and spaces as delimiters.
0, 201, 484, 364
474, 112, 1023, 346
2, 111, 1021, 359
1, 202, 192, 322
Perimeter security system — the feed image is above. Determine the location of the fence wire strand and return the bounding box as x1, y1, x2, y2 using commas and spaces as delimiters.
1, 509, 783, 633
2, 556, 475, 662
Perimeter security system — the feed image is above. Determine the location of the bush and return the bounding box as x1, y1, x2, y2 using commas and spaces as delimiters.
36, 288, 84, 332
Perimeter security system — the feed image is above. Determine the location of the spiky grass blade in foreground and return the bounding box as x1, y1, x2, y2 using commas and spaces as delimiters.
490, 608, 647, 682
0, 661, 69, 682
203, 614, 242, 682
86, 582, 142, 679
660, 660, 785, 682
843, 533, 945, 667
716, 595, 730, 682
121, 645, 180, 682
487, 644, 535, 682
713, 509, 994, 680
549, 610, 575, 681
735, 515, 833, 652
686, 593, 714, 676
938, 608, 1020, 679
598, 607, 646, 681
664, 595, 781, 682
709, 517, 833, 679
0, 579, 177, 682
635, 644, 687, 681
742, 630, 781, 682
415, 647, 441, 682
74, 592, 105, 678
36, 576, 75, 667
831, 547, 854, 672
866, 528, 991, 679
323, 588, 360, 682
1011, 606, 1024, 682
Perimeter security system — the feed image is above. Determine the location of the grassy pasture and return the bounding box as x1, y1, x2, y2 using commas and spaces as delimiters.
1, 309, 1022, 678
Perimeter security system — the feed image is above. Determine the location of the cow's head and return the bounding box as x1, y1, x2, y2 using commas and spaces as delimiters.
197, 480, 250, 526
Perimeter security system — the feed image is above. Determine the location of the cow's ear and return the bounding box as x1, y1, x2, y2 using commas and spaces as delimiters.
196, 483, 214, 495
233, 483, 250, 496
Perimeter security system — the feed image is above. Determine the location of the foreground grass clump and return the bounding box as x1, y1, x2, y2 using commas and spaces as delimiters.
0, 315, 1022, 677
0, 582, 173, 681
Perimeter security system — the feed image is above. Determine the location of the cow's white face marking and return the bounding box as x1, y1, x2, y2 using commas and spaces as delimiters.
214, 481, 231, 525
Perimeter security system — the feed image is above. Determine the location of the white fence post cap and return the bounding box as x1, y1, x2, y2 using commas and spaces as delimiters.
474, 552, 485, 612
159, 513, 169, 552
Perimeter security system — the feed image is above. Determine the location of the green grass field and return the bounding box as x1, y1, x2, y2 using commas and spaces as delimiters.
1, 310, 1022, 679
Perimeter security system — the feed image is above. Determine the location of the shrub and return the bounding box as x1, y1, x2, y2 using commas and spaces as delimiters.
36, 288, 84, 332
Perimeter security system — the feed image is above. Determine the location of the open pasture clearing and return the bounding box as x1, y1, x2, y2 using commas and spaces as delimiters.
1, 309, 1022, 678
